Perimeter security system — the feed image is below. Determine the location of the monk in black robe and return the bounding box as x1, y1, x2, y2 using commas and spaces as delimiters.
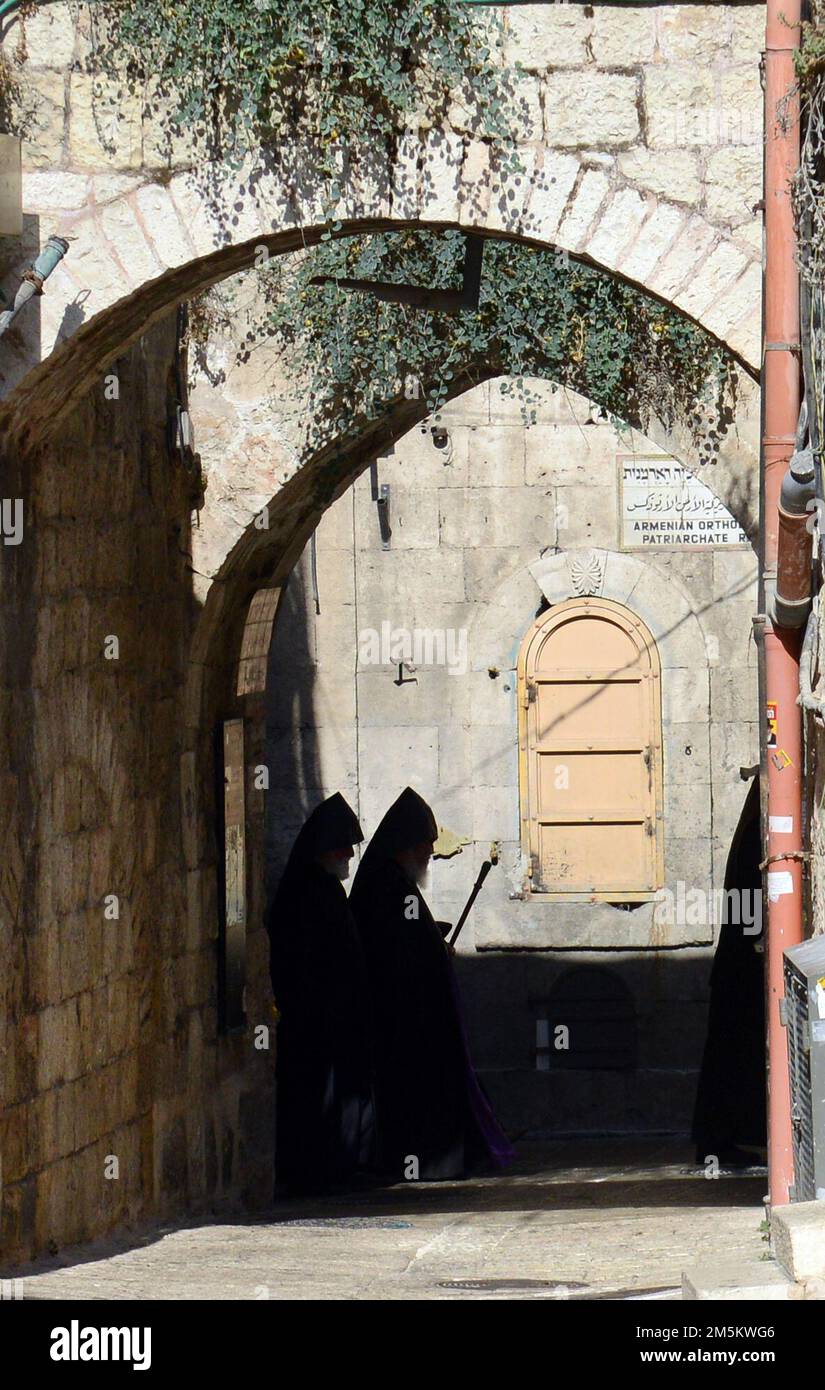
349, 787, 513, 1182
692, 777, 766, 1166
267, 793, 375, 1194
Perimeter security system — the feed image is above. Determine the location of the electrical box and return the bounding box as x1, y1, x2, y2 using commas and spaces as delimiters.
0, 135, 22, 237
783, 936, 825, 1202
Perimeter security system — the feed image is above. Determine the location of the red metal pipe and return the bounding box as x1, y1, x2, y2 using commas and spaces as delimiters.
763, 0, 803, 1209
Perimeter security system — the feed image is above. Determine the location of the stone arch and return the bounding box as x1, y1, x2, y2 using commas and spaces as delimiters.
2, 196, 760, 453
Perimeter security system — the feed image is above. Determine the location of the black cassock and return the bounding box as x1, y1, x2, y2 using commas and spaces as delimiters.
349, 787, 513, 1182
692, 777, 766, 1158
267, 794, 375, 1194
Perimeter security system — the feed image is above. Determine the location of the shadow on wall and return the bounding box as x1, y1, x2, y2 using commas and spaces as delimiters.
264, 564, 322, 902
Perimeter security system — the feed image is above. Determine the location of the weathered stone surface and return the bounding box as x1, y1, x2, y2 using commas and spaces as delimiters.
644, 67, 717, 149
69, 74, 142, 171
705, 146, 762, 225
591, 8, 657, 66
619, 147, 702, 206
545, 72, 640, 148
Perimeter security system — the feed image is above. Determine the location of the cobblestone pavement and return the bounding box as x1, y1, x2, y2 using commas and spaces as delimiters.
9, 1140, 769, 1301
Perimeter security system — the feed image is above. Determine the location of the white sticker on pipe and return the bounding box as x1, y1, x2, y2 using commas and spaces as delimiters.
768, 870, 794, 902
769, 815, 793, 834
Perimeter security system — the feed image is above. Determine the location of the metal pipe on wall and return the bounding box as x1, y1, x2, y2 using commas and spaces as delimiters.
762, 0, 804, 1210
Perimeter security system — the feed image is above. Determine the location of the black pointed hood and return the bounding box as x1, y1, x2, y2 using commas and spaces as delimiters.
276, 792, 363, 895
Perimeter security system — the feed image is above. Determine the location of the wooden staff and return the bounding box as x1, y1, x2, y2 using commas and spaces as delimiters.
448, 860, 494, 947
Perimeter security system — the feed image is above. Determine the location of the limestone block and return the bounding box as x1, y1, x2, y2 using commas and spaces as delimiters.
657, 6, 732, 65
731, 6, 768, 61
135, 184, 194, 268
522, 150, 580, 244
63, 226, 130, 306
456, 139, 491, 227
773, 1203, 825, 1280
705, 145, 762, 226
438, 723, 471, 788
618, 147, 702, 206
340, 141, 392, 221
711, 667, 758, 726
390, 128, 421, 221
682, 1261, 793, 1301
667, 782, 712, 841
454, 71, 542, 145
663, 667, 710, 724
418, 128, 466, 222
701, 596, 757, 669
711, 720, 758, 781
439, 486, 553, 551
591, 8, 656, 66
702, 262, 761, 345
665, 836, 713, 904
720, 67, 763, 146
441, 383, 488, 426
99, 197, 163, 286
469, 724, 518, 789
587, 186, 649, 272
664, 721, 711, 785
315, 495, 355, 552
712, 778, 759, 856
69, 74, 142, 171
545, 72, 640, 149
653, 605, 708, 674
648, 215, 718, 300
355, 665, 465, 729
140, 80, 199, 172
556, 167, 611, 251
676, 241, 750, 321
525, 422, 619, 489
644, 67, 717, 149
529, 550, 571, 606
390, 425, 470, 487
504, 4, 591, 69
359, 725, 438, 788
618, 200, 685, 284
465, 425, 525, 487
484, 144, 534, 236
728, 301, 762, 372
13, 1, 77, 67
596, 551, 638, 607
472, 785, 520, 842
468, 668, 518, 728
22, 170, 88, 212
17, 69, 67, 170
464, 546, 532, 605
555, 480, 617, 550
355, 482, 439, 551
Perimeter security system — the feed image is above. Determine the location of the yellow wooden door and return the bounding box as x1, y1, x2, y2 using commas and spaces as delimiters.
518, 598, 664, 900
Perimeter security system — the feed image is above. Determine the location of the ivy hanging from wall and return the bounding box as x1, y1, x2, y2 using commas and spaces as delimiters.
99, 0, 738, 460
101, 0, 519, 170
195, 231, 737, 465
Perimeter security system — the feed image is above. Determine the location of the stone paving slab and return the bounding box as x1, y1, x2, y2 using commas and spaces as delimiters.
7, 1141, 770, 1301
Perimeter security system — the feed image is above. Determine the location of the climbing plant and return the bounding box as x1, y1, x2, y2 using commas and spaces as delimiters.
97, 0, 737, 459
100, 0, 520, 171
205, 231, 737, 463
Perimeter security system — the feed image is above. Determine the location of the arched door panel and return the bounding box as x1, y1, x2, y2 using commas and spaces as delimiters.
517, 597, 664, 901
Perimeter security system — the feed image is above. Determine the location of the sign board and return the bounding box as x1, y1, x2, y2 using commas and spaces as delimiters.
619, 456, 748, 550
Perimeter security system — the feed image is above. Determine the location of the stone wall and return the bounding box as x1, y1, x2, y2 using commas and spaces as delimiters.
2, 0, 765, 393
265, 379, 760, 1134
0, 315, 272, 1263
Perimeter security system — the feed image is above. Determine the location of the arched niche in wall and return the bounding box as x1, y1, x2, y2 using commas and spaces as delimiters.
466, 547, 730, 950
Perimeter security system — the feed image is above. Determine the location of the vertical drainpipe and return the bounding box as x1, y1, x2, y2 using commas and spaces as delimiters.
762, 0, 803, 1209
